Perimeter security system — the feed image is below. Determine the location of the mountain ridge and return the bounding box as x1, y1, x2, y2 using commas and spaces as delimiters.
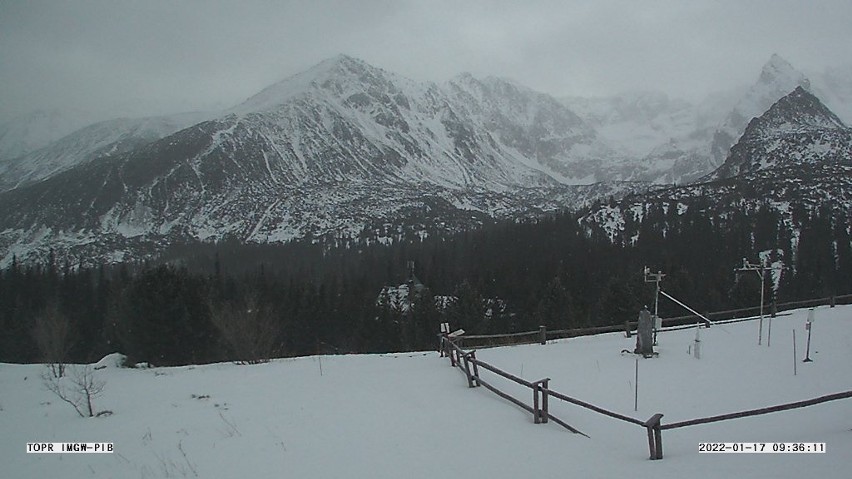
0, 55, 641, 265
2, 54, 851, 266
0, 111, 214, 192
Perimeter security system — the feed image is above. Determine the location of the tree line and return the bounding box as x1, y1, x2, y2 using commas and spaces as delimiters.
1, 201, 849, 366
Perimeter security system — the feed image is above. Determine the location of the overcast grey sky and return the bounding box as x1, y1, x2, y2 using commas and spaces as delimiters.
1, 0, 851, 125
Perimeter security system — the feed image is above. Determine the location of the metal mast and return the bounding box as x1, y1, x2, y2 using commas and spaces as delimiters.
736, 258, 773, 346
644, 267, 665, 345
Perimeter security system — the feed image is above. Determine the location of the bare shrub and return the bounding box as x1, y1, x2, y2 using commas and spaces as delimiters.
42, 365, 106, 417
210, 294, 283, 364
32, 303, 75, 378
155, 440, 198, 478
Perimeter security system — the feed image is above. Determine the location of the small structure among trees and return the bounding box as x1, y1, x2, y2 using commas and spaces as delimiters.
376, 261, 428, 313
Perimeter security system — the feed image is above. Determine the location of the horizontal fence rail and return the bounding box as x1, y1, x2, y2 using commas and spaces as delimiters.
470, 357, 534, 388
456, 330, 542, 349
546, 389, 645, 427
661, 390, 852, 430
475, 375, 535, 415
548, 324, 626, 338
461, 330, 540, 341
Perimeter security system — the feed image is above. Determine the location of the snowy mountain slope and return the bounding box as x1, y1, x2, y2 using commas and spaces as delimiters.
562, 90, 724, 185
0, 111, 213, 192
642, 55, 852, 184
0, 55, 645, 265
585, 163, 852, 244
563, 90, 704, 160
0, 149, 638, 266
442, 74, 620, 182
581, 87, 852, 243
226, 55, 612, 187
2, 306, 850, 478
707, 87, 851, 181
0, 108, 99, 161
562, 55, 841, 185
709, 54, 812, 168
810, 63, 852, 125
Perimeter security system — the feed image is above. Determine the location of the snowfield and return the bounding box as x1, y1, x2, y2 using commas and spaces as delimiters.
2, 305, 851, 478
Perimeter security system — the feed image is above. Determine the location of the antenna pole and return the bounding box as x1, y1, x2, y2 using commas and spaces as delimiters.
644, 267, 666, 345
736, 258, 773, 346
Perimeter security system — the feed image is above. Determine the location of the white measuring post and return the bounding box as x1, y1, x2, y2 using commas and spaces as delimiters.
693, 322, 701, 359
792, 329, 797, 376
634, 357, 639, 412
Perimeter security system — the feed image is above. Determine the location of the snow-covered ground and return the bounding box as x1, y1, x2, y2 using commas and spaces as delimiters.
2, 305, 850, 478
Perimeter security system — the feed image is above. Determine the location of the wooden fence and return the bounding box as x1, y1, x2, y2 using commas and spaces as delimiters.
454, 293, 852, 350
439, 335, 852, 460
440, 335, 591, 437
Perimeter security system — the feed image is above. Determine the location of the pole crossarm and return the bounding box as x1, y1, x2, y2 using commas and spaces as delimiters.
658, 290, 712, 326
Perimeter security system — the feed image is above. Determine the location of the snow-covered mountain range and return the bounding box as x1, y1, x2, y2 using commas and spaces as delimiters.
564, 54, 852, 185
582, 87, 852, 243
0, 112, 213, 192
0, 53, 850, 265
0, 109, 99, 161
0, 55, 641, 265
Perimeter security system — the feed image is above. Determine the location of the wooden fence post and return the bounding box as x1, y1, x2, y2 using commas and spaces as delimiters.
532, 378, 550, 424
462, 352, 476, 388
539, 325, 547, 345
644, 414, 664, 460
533, 383, 541, 424
447, 340, 457, 367
625, 321, 632, 338
469, 350, 480, 387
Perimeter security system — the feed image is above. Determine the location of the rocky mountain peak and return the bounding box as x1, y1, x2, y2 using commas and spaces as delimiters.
706, 87, 851, 180
233, 54, 403, 114
758, 54, 810, 90
709, 54, 812, 166
750, 86, 846, 135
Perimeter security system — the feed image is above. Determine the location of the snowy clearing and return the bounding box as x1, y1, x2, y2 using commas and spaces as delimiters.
2, 305, 851, 478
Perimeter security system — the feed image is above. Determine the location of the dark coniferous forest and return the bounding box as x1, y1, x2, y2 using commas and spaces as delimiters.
1, 201, 849, 366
